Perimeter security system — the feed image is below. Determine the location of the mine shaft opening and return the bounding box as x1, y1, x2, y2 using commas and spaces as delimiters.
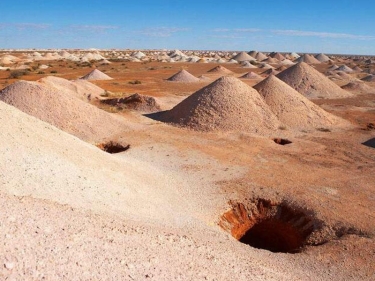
220, 200, 315, 254
273, 138, 292, 145
97, 141, 130, 154
239, 219, 305, 253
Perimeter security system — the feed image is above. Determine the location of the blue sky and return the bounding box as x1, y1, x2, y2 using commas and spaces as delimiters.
1, 0, 375, 54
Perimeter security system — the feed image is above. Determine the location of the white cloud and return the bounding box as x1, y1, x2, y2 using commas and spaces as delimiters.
212, 28, 261, 33
212, 28, 231, 32
233, 28, 262, 32
0, 23, 51, 30
69, 25, 119, 33
137, 27, 190, 37
272, 29, 375, 40
210, 35, 245, 39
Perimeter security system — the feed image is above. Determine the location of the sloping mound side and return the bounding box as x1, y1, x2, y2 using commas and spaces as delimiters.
0, 100, 186, 223
155, 76, 281, 133
80, 69, 113, 80
0, 80, 128, 142
38, 76, 104, 101
254, 75, 349, 130
276, 62, 353, 99
240, 72, 262, 79
362, 75, 375, 82
342, 81, 375, 94
167, 69, 200, 82
207, 66, 233, 74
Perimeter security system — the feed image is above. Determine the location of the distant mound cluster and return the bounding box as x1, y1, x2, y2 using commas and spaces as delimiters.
153, 63, 350, 133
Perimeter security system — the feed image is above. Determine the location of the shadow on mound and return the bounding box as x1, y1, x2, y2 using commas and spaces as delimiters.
97, 141, 130, 154
219, 199, 316, 253
144, 111, 167, 122
273, 138, 292, 145
362, 137, 375, 149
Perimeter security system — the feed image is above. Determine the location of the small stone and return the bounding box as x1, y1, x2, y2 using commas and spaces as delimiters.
4, 261, 15, 270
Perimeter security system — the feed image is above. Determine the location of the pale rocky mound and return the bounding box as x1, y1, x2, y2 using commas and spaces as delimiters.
167, 69, 200, 82
254, 75, 348, 130
240, 72, 262, 79
154, 76, 281, 133
315, 53, 330, 62
337, 65, 354, 73
269, 52, 286, 61
361, 74, 375, 82
328, 64, 339, 71
101, 93, 161, 113
241, 61, 257, 68
277, 62, 353, 99
0, 80, 128, 142
38, 76, 104, 101
342, 81, 375, 94
0, 54, 20, 65
352, 66, 363, 72
280, 59, 295, 65
248, 50, 258, 57
295, 54, 321, 64
262, 57, 279, 64
255, 52, 268, 61
259, 63, 274, 69
207, 65, 233, 74
289, 52, 300, 59
262, 68, 279, 75
80, 69, 113, 80
232, 52, 255, 62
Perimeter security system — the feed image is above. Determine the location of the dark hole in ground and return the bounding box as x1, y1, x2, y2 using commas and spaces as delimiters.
273, 138, 292, 145
239, 219, 304, 253
97, 141, 130, 154
362, 137, 375, 149
220, 199, 315, 254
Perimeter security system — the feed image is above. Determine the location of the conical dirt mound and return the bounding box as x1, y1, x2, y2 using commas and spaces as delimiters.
0, 80, 128, 142
232, 52, 255, 62
296, 54, 321, 64
337, 65, 354, 73
342, 81, 375, 94
155, 76, 281, 133
254, 75, 348, 129
315, 53, 330, 62
207, 65, 233, 74
167, 69, 200, 82
262, 68, 279, 75
80, 69, 113, 80
38, 76, 104, 101
269, 52, 286, 61
241, 61, 257, 68
240, 72, 262, 79
255, 52, 268, 61
277, 62, 353, 99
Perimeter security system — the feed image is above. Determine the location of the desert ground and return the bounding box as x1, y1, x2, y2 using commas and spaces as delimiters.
0, 49, 374, 280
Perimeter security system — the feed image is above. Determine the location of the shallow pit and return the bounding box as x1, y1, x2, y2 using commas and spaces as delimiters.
220, 199, 315, 253
273, 138, 292, 145
96, 141, 130, 154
